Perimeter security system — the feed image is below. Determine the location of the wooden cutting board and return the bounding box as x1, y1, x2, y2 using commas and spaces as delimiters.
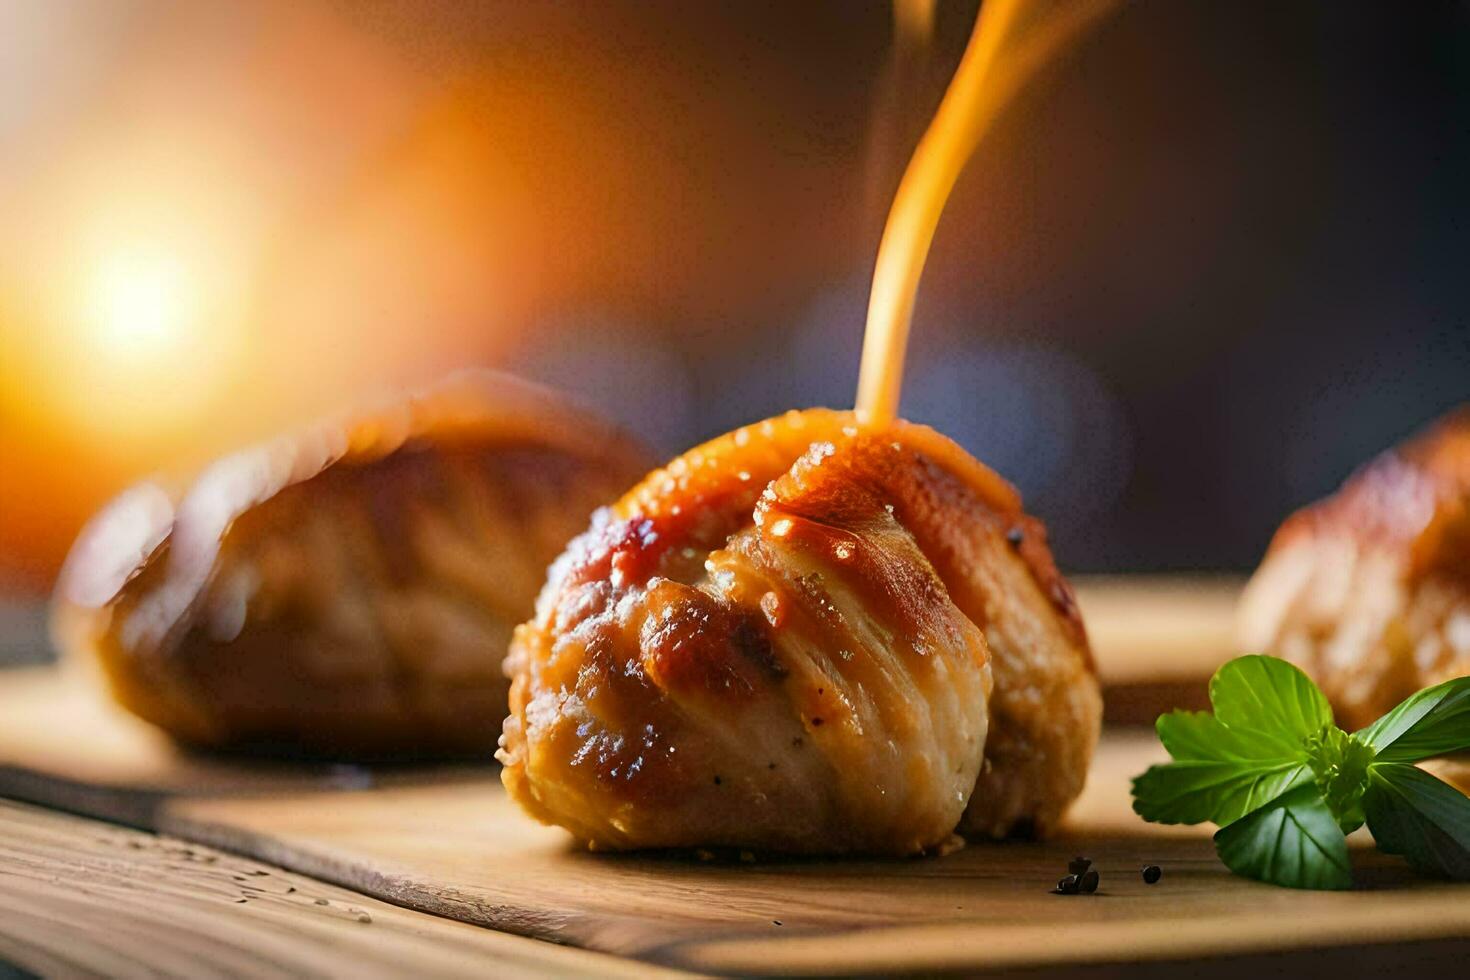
1, 662, 1468, 976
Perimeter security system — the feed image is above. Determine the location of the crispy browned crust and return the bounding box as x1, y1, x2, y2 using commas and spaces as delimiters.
499, 409, 1099, 853
1270, 407, 1470, 585
51, 371, 653, 758
1240, 406, 1470, 730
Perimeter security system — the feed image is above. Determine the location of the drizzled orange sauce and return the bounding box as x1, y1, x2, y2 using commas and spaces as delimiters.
856, 0, 1120, 426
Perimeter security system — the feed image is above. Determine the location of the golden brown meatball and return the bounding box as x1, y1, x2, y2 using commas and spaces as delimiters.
52, 371, 652, 758
498, 409, 1099, 854
1238, 407, 1470, 731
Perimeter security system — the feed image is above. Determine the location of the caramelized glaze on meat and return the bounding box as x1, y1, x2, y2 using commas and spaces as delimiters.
52, 371, 652, 757
1239, 407, 1470, 730
498, 409, 1099, 853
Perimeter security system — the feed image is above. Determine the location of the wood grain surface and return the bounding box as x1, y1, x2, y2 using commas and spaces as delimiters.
161, 735, 1470, 975
0, 798, 678, 980
2, 667, 1468, 976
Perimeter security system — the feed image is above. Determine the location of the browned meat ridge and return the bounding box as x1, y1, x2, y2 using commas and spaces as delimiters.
52, 371, 653, 758
500, 409, 1100, 855
1240, 406, 1470, 731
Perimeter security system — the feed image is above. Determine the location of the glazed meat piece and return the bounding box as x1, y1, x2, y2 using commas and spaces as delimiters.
1239, 407, 1470, 731
498, 410, 1100, 854
52, 371, 652, 757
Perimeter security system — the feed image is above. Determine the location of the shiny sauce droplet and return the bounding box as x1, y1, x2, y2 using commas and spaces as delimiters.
760, 590, 787, 628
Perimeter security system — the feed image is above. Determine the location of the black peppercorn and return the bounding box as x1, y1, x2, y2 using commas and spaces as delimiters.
1068, 856, 1091, 876
1006, 527, 1025, 548
1055, 874, 1080, 894
1079, 869, 1100, 894
1142, 865, 1162, 884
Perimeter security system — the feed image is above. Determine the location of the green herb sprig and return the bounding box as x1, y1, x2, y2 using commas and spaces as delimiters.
1131, 655, 1470, 889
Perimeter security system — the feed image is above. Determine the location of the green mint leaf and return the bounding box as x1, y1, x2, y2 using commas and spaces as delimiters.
1208, 655, 1333, 753
1156, 709, 1302, 762
1133, 710, 1313, 825
1363, 763, 1470, 880
1213, 783, 1353, 890
1131, 657, 1341, 831
1360, 677, 1470, 763
1132, 760, 1312, 826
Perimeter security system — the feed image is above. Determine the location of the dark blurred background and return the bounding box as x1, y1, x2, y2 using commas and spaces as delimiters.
2, 0, 1468, 620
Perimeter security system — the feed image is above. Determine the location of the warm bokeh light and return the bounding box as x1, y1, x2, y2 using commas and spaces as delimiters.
87, 246, 192, 362
0, 2, 886, 594
0, 2, 496, 590
16, 156, 255, 448
62, 239, 230, 434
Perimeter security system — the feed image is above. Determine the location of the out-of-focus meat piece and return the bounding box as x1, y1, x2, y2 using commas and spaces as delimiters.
51, 371, 652, 758
498, 409, 1100, 854
1239, 407, 1470, 731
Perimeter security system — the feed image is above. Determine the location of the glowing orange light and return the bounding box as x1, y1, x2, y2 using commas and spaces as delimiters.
35, 226, 241, 445
84, 245, 196, 366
